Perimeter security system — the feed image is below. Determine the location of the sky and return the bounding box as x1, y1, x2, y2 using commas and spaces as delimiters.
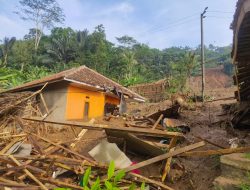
0, 0, 237, 49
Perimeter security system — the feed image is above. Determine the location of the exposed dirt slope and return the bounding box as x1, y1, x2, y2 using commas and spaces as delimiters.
188, 66, 234, 97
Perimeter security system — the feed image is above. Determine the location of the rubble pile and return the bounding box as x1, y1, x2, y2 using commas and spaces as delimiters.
0, 87, 250, 190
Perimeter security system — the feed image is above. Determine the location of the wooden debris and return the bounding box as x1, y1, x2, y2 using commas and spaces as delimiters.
161, 137, 178, 181
118, 141, 205, 173
152, 114, 163, 130
39, 93, 49, 114
70, 118, 95, 149
181, 146, 250, 157
23, 117, 183, 138
162, 147, 175, 182
8, 155, 48, 190
0, 137, 25, 155
29, 132, 96, 164
130, 173, 174, 190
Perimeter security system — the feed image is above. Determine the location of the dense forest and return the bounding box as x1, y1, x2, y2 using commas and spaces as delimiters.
0, 0, 233, 93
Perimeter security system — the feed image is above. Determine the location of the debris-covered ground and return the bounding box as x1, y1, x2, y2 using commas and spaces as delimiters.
127, 86, 250, 190
0, 85, 250, 190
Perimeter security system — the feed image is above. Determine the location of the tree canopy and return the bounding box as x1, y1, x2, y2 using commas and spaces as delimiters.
0, 0, 233, 93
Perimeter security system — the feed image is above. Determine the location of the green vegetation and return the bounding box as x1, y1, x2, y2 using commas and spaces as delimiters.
239, 172, 250, 190
54, 161, 145, 190
245, 153, 250, 160
0, 0, 233, 93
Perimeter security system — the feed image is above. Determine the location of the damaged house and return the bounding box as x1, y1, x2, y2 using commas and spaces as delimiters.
5, 66, 145, 121
231, 0, 250, 127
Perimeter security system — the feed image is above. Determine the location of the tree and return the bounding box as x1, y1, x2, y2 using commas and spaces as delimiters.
85, 25, 111, 73
47, 27, 76, 68
15, 0, 65, 50
11, 39, 34, 71
122, 50, 137, 80
0, 37, 16, 67
184, 52, 198, 84
116, 35, 137, 48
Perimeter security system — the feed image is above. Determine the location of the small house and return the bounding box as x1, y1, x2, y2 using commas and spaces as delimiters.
7, 66, 145, 121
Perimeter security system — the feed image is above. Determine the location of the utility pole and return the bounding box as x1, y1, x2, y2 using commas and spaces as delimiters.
201, 7, 208, 102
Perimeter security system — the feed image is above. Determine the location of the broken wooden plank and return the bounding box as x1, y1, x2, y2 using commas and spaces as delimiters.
0, 178, 39, 190
130, 173, 174, 190
39, 93, 49, 114
152, 114, 163, 130
161, 137, 177, 182
0, 134, 27, 139
0, 182, 39, 189
181, 146, 250, 157
142, 140, 169, 149
8, 155, 48, 190
23, 117, 183, 138
38, 177, 84, 190
0, 177, 26, 186
118, 141, 205, 173
70, 118, 95, 149
161, 147, 175, 182
205, 96, 235, 102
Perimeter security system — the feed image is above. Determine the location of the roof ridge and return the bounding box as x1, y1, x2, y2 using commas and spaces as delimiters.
64, 65, 86, 77
83, 66, 122, 87
78, 66, 145, 99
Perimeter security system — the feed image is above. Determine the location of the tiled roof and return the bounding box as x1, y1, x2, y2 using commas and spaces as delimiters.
6, 66, 145, 101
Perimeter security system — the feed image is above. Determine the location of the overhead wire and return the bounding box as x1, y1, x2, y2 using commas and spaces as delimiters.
134, 10, 233, 47
137, 12, 200, 36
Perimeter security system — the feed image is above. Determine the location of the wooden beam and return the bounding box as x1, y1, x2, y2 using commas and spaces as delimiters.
130, 173, 174, 190
181, 146, 250, 157
161, 147, 175, 182
23, 117, 183, 138
152, 114, 163, 130
118, 141, 205, 173
70, 118, 95, 149
39, 93, 49, 114
161, 137, 177, 182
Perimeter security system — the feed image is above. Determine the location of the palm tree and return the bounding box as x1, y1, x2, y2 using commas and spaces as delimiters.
184, 52, 198, 86
0, 37, 16, 67
123, 50, 137, 80
47, 36, 75, 68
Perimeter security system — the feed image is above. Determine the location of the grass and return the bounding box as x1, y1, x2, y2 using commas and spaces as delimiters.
238, 172, 250, 190
245, 153, 250, 160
